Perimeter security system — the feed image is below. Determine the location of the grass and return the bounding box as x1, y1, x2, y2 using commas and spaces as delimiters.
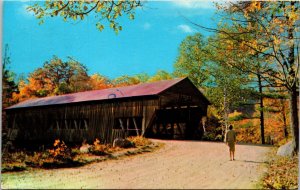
260, 148, 298, 189
1, 163, 27, 172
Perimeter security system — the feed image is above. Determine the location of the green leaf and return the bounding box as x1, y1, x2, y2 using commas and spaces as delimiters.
96, 23, 104, 31
110, 22, 115, 29
129, 14, 135, 20
38, 20, 45, 25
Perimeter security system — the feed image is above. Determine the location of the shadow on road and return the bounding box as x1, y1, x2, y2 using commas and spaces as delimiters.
235, 159, 268, 164
236, 143, 274, 148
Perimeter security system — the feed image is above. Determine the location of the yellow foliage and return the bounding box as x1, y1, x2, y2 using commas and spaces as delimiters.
228, 110, 242, 119
127, 136, 151, 147
89, 74, 112, 90
90, 138, 108, 154
245, 1, 262, 14
263, 151, 298, 189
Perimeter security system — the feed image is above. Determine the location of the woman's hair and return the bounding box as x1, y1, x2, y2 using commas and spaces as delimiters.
229, 125, 233, 130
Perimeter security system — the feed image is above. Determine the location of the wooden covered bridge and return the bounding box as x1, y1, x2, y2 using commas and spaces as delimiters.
5, 77, 210, 145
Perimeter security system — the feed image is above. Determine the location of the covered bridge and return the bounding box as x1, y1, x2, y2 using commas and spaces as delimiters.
5, 77, 210, 145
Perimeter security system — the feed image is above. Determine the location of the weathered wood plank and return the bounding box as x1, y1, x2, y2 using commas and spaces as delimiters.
133, 118, 140, 136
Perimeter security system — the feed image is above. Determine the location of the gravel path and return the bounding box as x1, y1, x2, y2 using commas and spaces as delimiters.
1, 140, 271, 189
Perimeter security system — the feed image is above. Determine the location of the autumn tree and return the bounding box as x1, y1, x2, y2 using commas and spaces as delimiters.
12, 56, 90, 101
192, 1, 299, 151
27, 0, 142, 33
12, 80, 33, 102
262, 89, 290, 139
89, 73, 113, 90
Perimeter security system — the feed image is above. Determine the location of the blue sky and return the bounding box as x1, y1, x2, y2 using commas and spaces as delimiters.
3, 0, 217, 79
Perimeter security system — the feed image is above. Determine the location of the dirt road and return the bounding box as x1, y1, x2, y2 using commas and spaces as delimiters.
1, 140, 271, 189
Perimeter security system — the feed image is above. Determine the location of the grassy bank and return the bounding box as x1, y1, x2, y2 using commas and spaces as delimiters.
260, 148, 298, 189
2, 137, 162, 173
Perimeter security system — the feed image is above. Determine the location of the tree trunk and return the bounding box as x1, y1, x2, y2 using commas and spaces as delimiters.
289, 83, 299, 153
223, 86, 229, 128
257, 74, 265, 144
223, 85, 229, 137
287, 13, 298, 153
280, 98, 288, 139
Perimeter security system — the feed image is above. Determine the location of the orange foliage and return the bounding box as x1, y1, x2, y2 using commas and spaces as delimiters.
48, 139, 69, 158
89, 74, 113, 90
11, 74, 113, 104
231, 97, 290, 144
12, 80, 35, 103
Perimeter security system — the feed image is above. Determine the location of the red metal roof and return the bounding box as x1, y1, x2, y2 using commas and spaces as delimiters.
7, 78, 186, 109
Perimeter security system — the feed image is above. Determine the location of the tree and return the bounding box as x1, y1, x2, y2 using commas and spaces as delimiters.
12, 56, 90, 101
205, 29, 270, 144
135, 73, 150, 83
172, 32, 253, 138
28, 68, 54, 97
173, 33, 210, 88
89, 73, 113, 90
173, 32, 253, 124
27, 0, 142, 33
43, 56, 90, 94
113, 75, 142, 87
205, 60, 251, 134
12, 80, 34, 103
193, 1, 299, 151
148, 70, 173, 82
227, 1, 299, 151
2, 44, 17, 108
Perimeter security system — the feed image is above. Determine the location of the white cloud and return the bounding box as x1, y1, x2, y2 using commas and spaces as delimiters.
143, 22, 151, 30
171, 0, 215, 9
177, 24, 194, 33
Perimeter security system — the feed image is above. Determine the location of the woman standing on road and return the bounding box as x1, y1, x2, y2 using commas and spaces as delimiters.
225, 125, 237, 161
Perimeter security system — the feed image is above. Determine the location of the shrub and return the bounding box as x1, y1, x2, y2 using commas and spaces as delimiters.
48, 139, 73, 161
2, 151, 27, 163
215, 134, 223, 141
71, 148, 81, 156
88, 138, 109, 156
127, 136, 151, 147
202, 133, 216, 141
